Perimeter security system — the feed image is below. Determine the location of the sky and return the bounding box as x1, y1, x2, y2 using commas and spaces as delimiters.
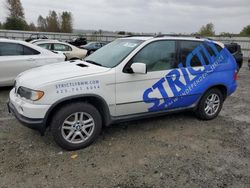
0, 0, 249, 34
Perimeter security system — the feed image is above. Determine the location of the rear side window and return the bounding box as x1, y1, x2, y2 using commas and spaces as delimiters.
0, 42, 40, 56
53, 43, 72, 51
23, 45, 40, 55
204, 43, 223, 57
38, 43, 52, 50
179, 41, 209, 67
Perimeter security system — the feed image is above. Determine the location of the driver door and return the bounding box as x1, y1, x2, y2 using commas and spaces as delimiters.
115, 40, 178, 116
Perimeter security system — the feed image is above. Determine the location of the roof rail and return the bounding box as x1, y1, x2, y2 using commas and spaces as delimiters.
122, 34, 154, 38
154, 34, 199, 38
119, 34, 216, 41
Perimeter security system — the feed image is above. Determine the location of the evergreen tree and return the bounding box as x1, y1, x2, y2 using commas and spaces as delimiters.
46, 11, 60, 32
37, 15, 47, 31
60, 11, 73, 33
4, 0, 28, 30
28, 22, 37, 31
37, 11, 74, 32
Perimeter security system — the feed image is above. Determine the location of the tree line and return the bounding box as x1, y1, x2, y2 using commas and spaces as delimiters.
196, 23, 250, 37
0, 0, 73, 33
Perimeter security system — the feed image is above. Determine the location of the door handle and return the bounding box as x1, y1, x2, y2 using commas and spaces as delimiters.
27, 58, 35, 61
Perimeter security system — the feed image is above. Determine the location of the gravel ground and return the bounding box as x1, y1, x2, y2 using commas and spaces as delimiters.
0, 63, 250, 188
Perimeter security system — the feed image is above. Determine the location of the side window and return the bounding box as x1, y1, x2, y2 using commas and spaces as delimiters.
0, 42, 22, 56
179, 41, 207, 67
38, 43, 51, 50
66, 45, 72, 51
0, 42, 39, 56
130, 40, 176, 72
204, 43, 223, 57
22, 45, 40, 55
54, 44, 71, 51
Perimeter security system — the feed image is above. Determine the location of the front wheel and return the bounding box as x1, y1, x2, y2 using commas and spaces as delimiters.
196, 88, 224, 120
51, 102, 102, 150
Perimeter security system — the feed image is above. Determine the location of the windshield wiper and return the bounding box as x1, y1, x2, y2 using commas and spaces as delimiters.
85, 60, 104, 67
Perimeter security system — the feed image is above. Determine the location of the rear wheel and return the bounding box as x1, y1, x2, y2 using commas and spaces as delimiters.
51, 102, 102, 150
196, 88, 223, 120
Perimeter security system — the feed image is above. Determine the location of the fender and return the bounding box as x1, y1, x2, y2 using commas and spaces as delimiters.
43, 94, 112, 129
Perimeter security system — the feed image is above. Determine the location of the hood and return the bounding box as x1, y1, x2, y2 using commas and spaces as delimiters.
16, 60, 110, 88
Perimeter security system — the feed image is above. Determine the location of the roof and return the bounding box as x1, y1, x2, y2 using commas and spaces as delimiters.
121, 36, 154, 41
35, 40, 65, 44
0, 38, 24, 43
0, 38, 58, 55
122, 36, 206, 41
120, 36, 224, 47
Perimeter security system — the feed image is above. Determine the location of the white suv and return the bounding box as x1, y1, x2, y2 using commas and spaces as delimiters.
8, 36, 238, 150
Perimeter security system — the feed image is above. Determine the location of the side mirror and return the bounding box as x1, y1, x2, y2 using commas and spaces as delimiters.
131, 63, 147, 74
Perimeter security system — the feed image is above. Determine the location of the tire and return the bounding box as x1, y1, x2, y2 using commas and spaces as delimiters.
195, 88, 224, 120
51, 102, 102, 150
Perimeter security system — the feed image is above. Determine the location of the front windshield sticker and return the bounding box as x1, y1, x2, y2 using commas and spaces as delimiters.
123, 42, 138, 48
143, 40, 233, 112
55, 80, 100, 94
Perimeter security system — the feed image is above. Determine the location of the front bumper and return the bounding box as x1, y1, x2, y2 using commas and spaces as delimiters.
8, 89, 51, 135
7, 100, 45, 134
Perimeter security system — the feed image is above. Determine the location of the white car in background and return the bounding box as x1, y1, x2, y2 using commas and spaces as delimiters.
34, 41, 88, 60
0, 38, 65, 86
29, 39, 53, 44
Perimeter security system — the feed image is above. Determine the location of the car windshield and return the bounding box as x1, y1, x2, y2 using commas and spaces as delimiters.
85, 39, 143, 68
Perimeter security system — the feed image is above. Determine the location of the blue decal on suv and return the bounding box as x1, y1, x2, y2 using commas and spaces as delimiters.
143, 40, 235, 112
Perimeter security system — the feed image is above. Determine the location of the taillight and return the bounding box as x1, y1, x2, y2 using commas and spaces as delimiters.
234, 70, 238, 80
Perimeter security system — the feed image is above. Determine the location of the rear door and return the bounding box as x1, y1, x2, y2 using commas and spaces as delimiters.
174, 40, 214, 108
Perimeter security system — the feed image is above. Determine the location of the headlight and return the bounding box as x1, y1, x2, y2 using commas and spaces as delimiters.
17, 87, 44, 101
